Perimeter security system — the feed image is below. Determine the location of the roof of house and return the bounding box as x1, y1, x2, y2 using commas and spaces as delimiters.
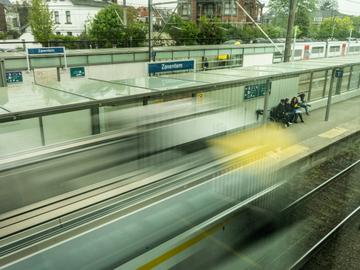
314, 9, 346, 18
70, 0, 111, 8
0, 0, 11, 7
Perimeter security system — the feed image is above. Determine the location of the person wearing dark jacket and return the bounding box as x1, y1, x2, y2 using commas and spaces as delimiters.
275, 99, 291, 127
284, 98, 295, 123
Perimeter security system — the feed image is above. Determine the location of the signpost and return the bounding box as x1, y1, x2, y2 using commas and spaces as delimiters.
70, 67, 85, 78
148, 59, 195, 75
26, 47, 67, 72
6, 71, 23, 83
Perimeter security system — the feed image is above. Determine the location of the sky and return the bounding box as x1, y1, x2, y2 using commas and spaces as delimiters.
124, 0, 360, 16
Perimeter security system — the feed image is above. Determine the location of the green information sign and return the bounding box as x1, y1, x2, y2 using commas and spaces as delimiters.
70, 67, 85, 78
244, 82, 271, 100
6, 71, 23, 83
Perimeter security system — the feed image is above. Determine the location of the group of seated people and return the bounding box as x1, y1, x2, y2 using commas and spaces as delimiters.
271, 93, 311, 127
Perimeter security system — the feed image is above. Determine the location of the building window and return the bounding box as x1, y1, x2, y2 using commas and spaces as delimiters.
204, 4, 214, 17
67, 32, 72, 36
224, 1, 236, 16
182, 4, 190, 16
54, 11, 59, 24
12, 18, 19, 27
66, 11, 71, 24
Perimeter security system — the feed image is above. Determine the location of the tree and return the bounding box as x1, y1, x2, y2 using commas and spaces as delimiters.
166, 15, 199, 45
295, 7, 310, 37
351, 17, 360, 38
268, 0, 316, 37
269, 0, 317, 17
89, 4, 146, 47
319, 0, 338, 11
29, 0, 54, 43
317, 16, 354, 40
197, 16, 225, 45
125, 23, 147, 47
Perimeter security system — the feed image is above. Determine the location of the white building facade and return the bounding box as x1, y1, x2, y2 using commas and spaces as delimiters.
46, 0, 109, 36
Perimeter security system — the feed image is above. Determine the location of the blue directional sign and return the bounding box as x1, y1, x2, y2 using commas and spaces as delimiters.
6, 71, 23, 83
27, 47, 65, 55
148, 60, 195, 74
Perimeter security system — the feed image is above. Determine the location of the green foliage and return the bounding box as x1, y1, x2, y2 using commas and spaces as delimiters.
268, 0, 315, 36
29, 0, 54, 43
89, 4, 126, 47
48, 34, 84, 49
7, 30, 20, 39
197, 16, 225, 45
89, 4, 146, 47
317, 16, 354, 40
0, 32, 6, 40
166, 15, 199, 45
125, 6, 139, 23
319, 0, 338, 11
269, 0, 317, 17
351, 17, 360, 38
295, 7, 310, 37
125, 23, 147, 47
224, 24, 283, 42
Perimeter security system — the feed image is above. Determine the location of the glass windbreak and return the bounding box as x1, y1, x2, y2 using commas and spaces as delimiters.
349, 65, 360, 90
0, 118, 43, 156
164, 72, 238, 84
0, 84, 89, 113
298, 73, 311, 95
42, 109, 92, 145
322, 70, 332, 98
44, 79, 151, 100
310, 71, 327, 101
207, 68, 277, 78
341, 67, 351, 93
113, 77, 209, 91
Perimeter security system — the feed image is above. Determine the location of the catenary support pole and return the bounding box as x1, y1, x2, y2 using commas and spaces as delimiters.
262, 79, 271, 124
284, 0, 297, 62
325, 69, 336, 121
148, 0, 153, 62
235, 1, 282, 55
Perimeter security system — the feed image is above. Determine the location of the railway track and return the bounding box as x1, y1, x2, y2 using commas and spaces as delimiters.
267, 160, 360, 269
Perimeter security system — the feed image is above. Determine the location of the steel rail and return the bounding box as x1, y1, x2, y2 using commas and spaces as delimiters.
0, 146, 265, 257
282, 159, 360, 212
290, 206, 360, 270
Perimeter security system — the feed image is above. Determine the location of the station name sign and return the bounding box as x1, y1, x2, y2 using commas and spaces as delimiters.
148, 60, 195, 74
26, 47, 67, 71
27, 47, 65, 55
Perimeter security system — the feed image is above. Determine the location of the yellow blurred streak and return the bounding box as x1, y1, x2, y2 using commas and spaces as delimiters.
210, 124, 296, 158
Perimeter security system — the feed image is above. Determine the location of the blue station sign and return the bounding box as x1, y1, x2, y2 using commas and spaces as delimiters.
27, 47, 65, 55
148, 60, 195, 74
